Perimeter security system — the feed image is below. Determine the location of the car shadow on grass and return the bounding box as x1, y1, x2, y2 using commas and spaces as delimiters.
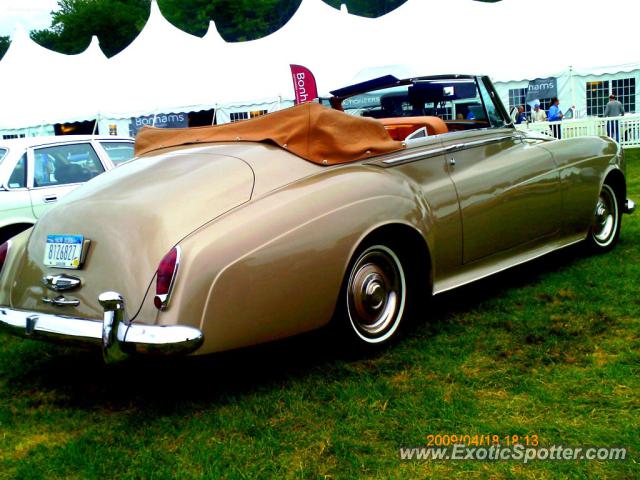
1, 244, 589, 412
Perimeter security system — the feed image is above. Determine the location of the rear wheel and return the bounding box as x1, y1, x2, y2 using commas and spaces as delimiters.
335, 243, 410, 347
586, 183, 621, 252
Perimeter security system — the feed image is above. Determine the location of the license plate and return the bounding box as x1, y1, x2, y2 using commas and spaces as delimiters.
44, 235, 84, 269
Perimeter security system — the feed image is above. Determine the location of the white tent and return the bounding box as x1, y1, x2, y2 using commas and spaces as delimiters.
197, 0, 379, 121
1, 0, 640, 133
0, 25, 107, 132
100, 0, 225, 119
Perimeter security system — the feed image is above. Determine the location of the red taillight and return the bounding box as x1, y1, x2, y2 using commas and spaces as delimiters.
0, 241, 8, 273
154, 246, 180, 310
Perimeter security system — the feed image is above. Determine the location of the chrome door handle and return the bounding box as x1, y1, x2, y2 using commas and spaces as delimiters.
42, 295, 80, 307
42, 273, 81, 292
449, 158, 456, 166
43, 195, 58, 203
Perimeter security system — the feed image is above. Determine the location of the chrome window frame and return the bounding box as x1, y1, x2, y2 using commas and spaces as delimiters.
5, 151, 29, 190
28, 141, 106, 190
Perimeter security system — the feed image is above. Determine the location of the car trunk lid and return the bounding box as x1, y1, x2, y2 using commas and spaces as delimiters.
9, 149, 254, 320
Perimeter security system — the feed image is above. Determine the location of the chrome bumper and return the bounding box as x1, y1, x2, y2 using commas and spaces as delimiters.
0, 291, 203, 363
624, 198, 635, 214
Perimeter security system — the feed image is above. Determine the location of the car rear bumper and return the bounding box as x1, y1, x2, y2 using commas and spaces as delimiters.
0, 291, 203, 363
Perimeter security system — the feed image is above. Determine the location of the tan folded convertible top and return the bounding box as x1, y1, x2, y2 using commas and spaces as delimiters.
134, 102, 405, 166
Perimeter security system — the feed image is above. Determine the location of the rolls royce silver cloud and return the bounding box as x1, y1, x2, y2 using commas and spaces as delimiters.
0, 75, 634, 363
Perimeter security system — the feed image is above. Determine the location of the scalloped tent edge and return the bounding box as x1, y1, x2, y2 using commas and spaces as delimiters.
0, 26, 108, 129
0, 0, 639, 131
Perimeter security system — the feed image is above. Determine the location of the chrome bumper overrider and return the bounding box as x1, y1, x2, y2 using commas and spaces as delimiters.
0, 291, 203, 363
624, 198, 636, 215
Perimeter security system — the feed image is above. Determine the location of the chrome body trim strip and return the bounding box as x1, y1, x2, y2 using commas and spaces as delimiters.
382, 146, 451, 165
443, 135, 517, 153
0, 291, 203, 363
382, 135, 517, 166
433, 236, 584, 295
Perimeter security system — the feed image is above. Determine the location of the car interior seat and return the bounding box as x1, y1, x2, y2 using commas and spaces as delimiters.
378, 116, 449, 141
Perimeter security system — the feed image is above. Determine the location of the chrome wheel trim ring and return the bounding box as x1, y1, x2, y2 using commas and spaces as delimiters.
346, 245, 406, 344
592, 184, 619, 247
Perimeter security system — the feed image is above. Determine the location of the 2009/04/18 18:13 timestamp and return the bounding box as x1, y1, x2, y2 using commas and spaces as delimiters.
426, 434, 540, 447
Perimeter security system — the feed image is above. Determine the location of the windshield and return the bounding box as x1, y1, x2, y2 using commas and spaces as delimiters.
100, 142, 135, 165
341, 79, 487, 122
0, 148, 7, 163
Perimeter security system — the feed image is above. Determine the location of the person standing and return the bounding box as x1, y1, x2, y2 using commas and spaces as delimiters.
532, 103, 546, 122
547, 97, 563, 121
509, 105, 519, 123
604, 94, 625, 117
604, 94, 624, 142
547, 97, 563, 138
515, 105, 527, 124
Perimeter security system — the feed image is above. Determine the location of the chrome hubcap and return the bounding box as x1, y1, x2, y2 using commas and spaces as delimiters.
347, 245, 406, 342
592, 185, 618, 246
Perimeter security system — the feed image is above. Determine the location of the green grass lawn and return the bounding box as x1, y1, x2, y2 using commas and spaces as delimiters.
1, 151, 639, 480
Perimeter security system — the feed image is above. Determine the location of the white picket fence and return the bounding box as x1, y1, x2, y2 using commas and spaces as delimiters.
516, 114, 640, 149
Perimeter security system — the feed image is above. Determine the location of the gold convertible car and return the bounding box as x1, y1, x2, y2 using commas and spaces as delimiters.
0, 75, 635, 362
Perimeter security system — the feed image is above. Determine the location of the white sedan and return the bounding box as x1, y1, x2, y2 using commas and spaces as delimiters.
0, 136, 134, 242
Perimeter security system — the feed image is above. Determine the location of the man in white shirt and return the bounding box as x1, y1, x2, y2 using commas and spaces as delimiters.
532, 103, 547, 122
509, 106, 517, 123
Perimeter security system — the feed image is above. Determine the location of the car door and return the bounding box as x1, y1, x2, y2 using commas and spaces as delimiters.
386, 140, 463, 279
444, 130, 561, 263
444, 78, 562, 264
28, 142, 106, 219
0, 151, 35, 227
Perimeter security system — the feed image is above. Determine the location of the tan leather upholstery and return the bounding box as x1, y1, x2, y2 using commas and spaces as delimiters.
379, 116, 449, 141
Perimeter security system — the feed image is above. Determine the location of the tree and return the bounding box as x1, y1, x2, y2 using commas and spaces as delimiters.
32, 0, 150, 57
5, 0, 501, 60
0, 36, 9, 60
159, 0, 301, 41
324, 0, 408, 17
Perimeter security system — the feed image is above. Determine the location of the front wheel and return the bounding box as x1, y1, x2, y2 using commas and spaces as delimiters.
339, 243, 408, 346
586, 183, 621, 252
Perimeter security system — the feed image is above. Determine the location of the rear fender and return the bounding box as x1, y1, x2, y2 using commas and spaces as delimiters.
0, 227, 32, 305
541, 137, 618, 236
142, 165, 431, 354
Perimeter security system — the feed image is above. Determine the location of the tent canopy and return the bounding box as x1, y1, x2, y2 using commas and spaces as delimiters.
0, 26, 107, 129
0, 0, 638, 130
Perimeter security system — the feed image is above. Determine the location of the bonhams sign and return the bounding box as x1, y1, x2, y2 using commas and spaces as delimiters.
290, 64, 319, 104
130, 112, 188, 136
526, 77, 557, 103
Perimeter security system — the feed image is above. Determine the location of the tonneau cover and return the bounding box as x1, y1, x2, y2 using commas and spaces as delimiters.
134, 102, 405, 166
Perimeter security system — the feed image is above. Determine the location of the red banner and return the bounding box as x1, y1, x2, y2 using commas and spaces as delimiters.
290, 64, 319, 104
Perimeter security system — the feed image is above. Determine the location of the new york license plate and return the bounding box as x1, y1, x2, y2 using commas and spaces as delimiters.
44, 235, 84, 269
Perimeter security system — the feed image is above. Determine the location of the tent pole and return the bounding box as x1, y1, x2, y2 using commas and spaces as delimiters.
212, 107, 217, 125
92, 114, 100, 136
569, 66, 576, 111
